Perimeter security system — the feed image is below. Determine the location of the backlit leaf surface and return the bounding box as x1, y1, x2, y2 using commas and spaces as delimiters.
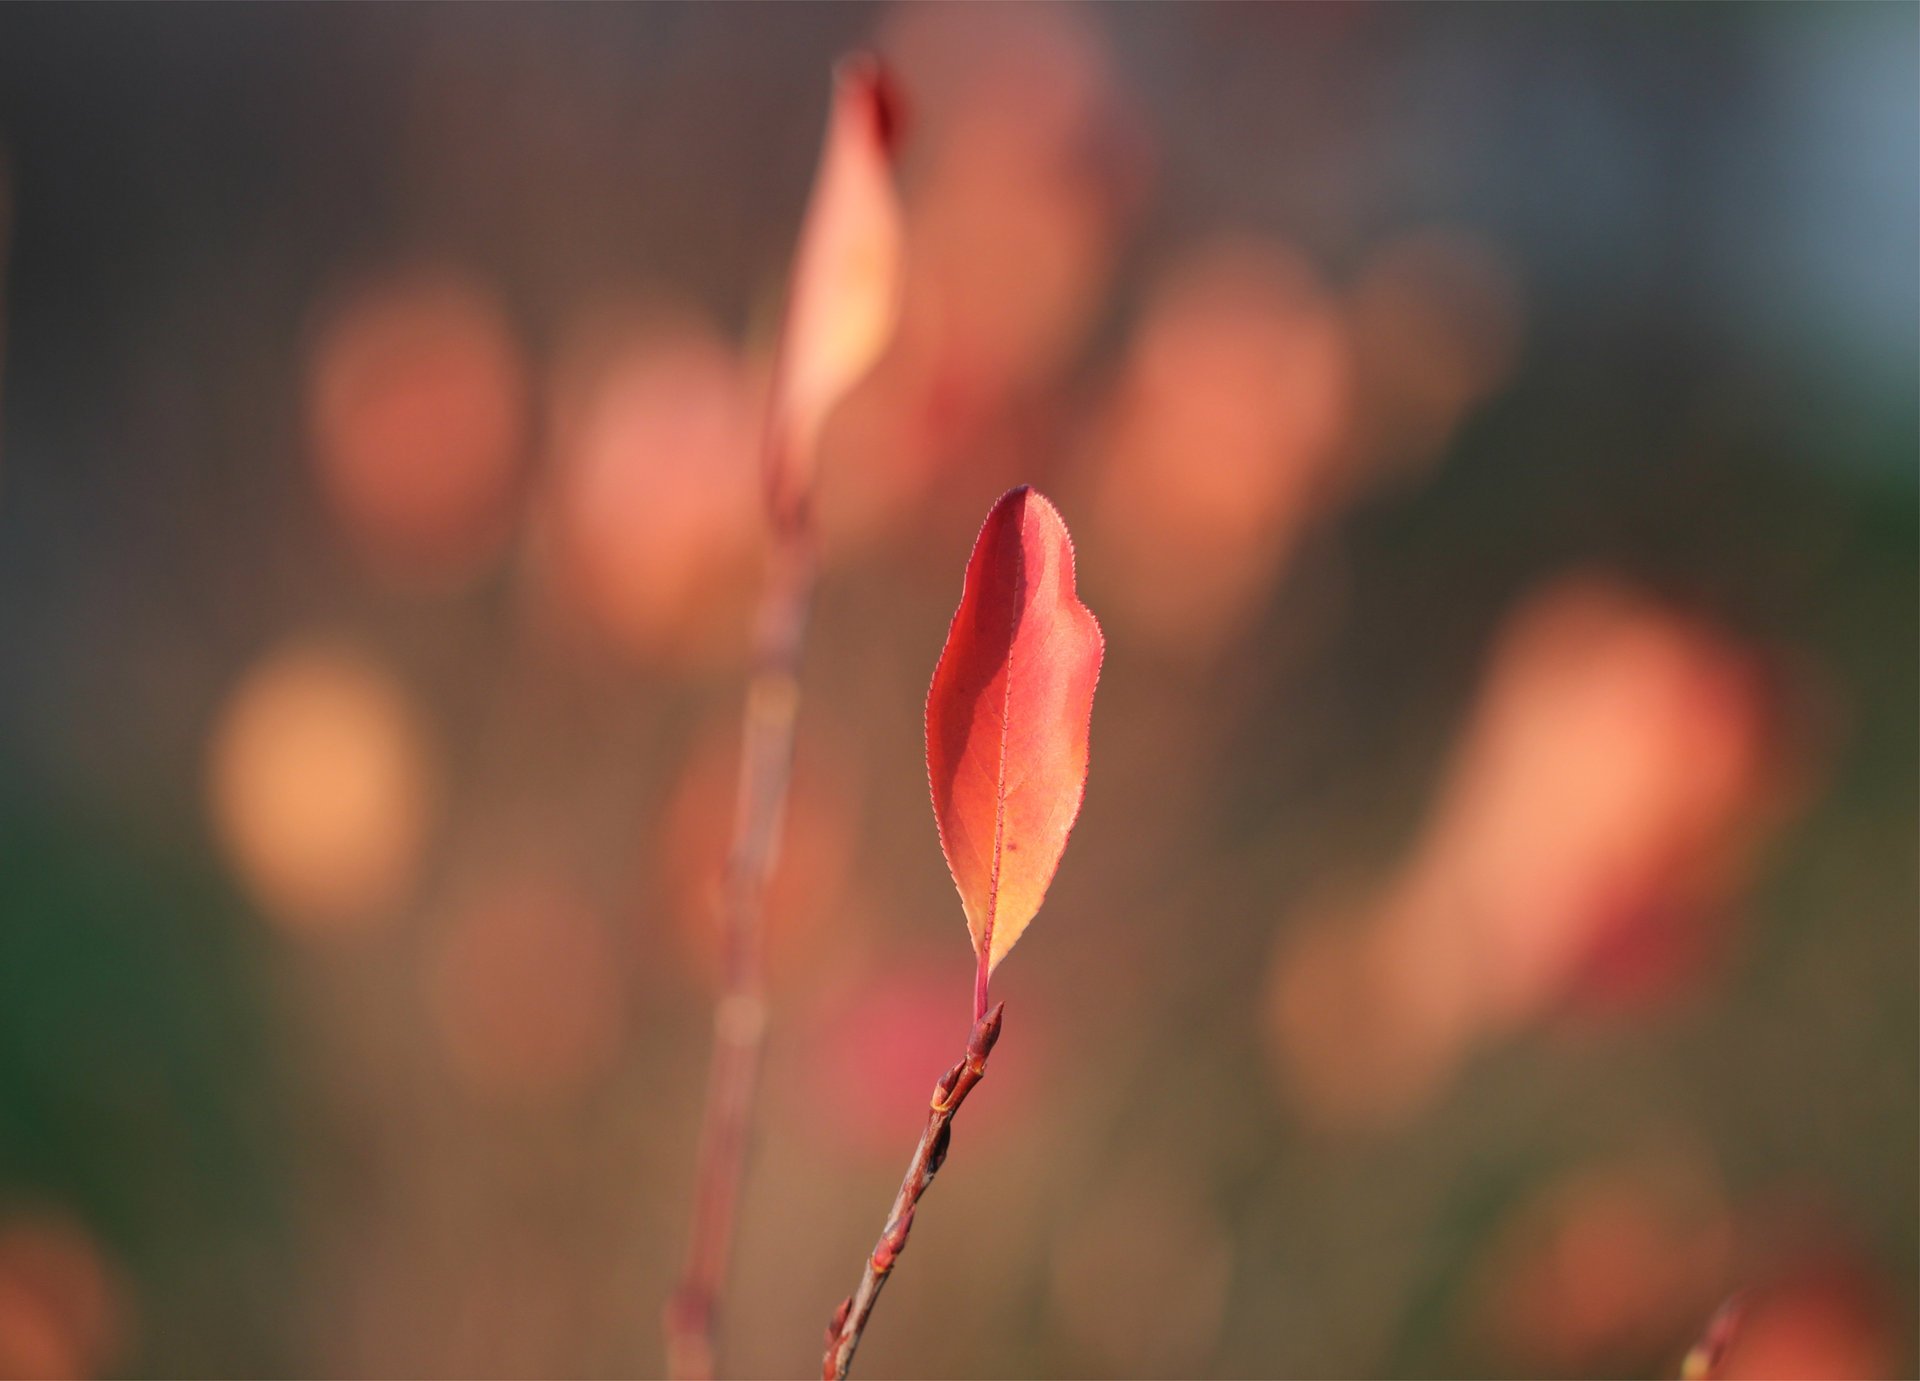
927, 487, 1104, 974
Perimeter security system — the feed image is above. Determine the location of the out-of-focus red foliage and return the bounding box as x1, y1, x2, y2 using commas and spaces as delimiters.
0, 1212, 127, 1381
1411, 575, 1783, 1019
1078, 227, 1523, 658
305, 270, 531, 589
1714, 1252, 1906, 1381
1269, 575, 1790, 1129
1468, 1148, 1734, 1372
1345, 229, 1523, 487
541, 306, 766, 669
1084, 239, 1354, 655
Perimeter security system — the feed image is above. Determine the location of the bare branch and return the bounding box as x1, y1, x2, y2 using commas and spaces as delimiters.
822, 1003, 1005, 1381
665, 529, 815, 1381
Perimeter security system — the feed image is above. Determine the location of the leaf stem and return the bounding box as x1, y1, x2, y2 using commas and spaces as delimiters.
821, 1002, 1005, 1381
665, 522, 816, 1381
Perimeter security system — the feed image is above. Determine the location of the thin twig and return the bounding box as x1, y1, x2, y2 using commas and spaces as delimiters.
821, 1002, 1005, 1381
665, 520, 815, 1381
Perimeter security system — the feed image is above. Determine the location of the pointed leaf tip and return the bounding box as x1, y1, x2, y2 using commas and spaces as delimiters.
926, 488, 1105, 976
834, 52, 907, 157
767, 55, 908, 525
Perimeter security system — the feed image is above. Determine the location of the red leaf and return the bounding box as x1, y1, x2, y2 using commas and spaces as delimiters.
766, 55, 907, 526
926, 487, 1104, 1000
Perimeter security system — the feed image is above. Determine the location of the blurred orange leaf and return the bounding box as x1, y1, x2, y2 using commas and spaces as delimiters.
768, 54, 906, 523
926, 486, 1103, 994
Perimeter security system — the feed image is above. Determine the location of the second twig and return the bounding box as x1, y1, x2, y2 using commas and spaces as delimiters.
665, 532, 815, 1381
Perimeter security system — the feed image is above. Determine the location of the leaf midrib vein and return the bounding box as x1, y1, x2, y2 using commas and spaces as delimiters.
981, 517, 1026, 965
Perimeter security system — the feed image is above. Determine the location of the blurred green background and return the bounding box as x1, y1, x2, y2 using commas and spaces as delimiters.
0, 4, 1913, 1378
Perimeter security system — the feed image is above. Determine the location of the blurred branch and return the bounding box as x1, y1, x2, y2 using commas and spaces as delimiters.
664, 515, 815, 1381
821, 1003, 1004, 1381
666, 55, 903, 1379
